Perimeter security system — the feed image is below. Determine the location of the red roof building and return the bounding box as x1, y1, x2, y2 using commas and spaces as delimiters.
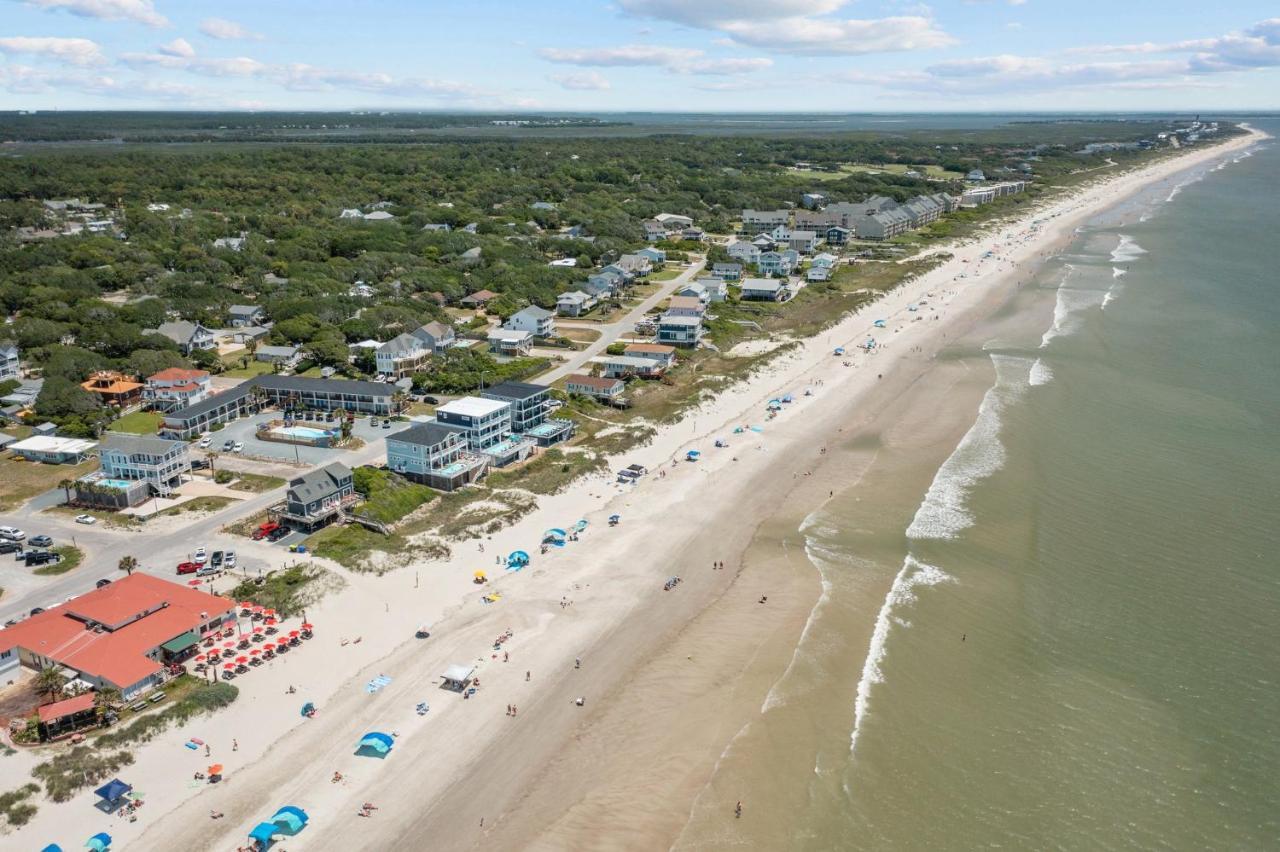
144, 367, 212, 410
0, 575, 235, 699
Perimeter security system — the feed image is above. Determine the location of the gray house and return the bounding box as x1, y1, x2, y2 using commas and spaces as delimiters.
228, 305, 266, 327
0, 341, 19, 380
278, 462, 356, 530
150, 321, 217, 354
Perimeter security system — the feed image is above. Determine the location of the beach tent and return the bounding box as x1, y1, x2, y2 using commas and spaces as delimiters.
84, 834, 112, 851
249, 823, 278, 846
834, 347, 845, 355
782, 393, 794, 403
442, 664, 475, 691
41, 845, 62, 852
357, 731, 395, 756
507, 550, 529, 567
874, 319, 887, 328
573, 519, 588, 532
686, 450, 700, 461
94, 779, 131, 805
300, 702, 315, 717
272, 805, 309, 834
543, 528, 567, 546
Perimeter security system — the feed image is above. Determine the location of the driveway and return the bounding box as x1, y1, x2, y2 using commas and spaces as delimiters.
538, 256, 705, 385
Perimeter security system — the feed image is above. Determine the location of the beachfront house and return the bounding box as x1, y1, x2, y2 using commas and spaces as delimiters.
435, 397, 534, 467
757, 251, 797, 277
487, 328, 534, 357
97, 433, 191, 498
665, 296, 705, 318
277, 462, 356, 531
7, 435, 97, 464
386, 422, 488, 492
481, 381, 574, 446
623, 343, 678, 371
505, 306, 556, 338
557, 290, 597, 317
741, 279, 789, 302
0, 341, 20, 380
593, 354, 667, 379
565, 374, 626, 405
711, 262, 743, 281
656, 314, 704, 348
144, 368, 211, 411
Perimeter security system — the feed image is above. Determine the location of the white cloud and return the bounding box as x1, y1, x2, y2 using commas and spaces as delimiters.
0, 63, 198, 98
0, 36, 105, 66
551, 71, 611, 91
618, 0, 849, 27
26, 0, 168, 28
158, 37, 194, 58
539, 44, 770, 75
199, 17, 265, 41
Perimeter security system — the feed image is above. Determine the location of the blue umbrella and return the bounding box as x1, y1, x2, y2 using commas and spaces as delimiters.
507, 550, 529, 566
41, 845, 63, 852
85, 834, 111, 852
273, 805, 309, 825
93, 779, 131, 803
272, 805, 309, 834
357, 732, 395, 755
874, 319, 886, 328
249, 823, 278, 845
834, 347, 845, 355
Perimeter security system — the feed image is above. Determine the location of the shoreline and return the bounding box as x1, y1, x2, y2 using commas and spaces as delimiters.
7, 128, 1261, 852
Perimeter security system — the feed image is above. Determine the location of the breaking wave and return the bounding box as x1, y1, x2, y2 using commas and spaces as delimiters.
1110, 234, 1147, 263
1029, 359, 1054, 386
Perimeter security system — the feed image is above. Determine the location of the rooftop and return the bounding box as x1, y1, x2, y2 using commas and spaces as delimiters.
100, 433, 185, 456
389, 421, 466, 448
148, 368, 210, 383
437, 396, 511, 419
567, 374, 623, 391
9, 435, 97, 454
624, 343, 676, 355
482, 381, 546, 401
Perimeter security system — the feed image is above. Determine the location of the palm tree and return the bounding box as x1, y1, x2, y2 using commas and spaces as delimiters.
206, 451, 218, 476
35, 667, 63, 704
118, 555, 138, 577
94, 686, 121, 720
58, 479, 74, 506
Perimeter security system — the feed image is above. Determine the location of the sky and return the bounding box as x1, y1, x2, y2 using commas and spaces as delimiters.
1, 0, 1278, 112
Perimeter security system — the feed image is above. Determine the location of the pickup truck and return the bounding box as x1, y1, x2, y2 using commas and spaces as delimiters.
175, 561, 200, 575
251, 522, 281, 541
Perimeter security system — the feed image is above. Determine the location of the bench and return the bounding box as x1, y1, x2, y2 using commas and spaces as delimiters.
148, 691, 166, 703
128, 701, 146, 712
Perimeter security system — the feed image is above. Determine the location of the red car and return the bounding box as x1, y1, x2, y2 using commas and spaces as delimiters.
251, 522, 281, 541
176, 561, 200, 575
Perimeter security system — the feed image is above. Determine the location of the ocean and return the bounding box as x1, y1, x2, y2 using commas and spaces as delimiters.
676, 125, 1280, 849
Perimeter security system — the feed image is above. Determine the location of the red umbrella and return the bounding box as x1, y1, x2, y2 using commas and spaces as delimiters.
187, 579, 202, 586
223, 662, 234, 669
264, 609, 277, 617
238, 601, 252, 609
288, 630, 300, 638
235, 656, 248, 664
222, 640, 235, 648
249, 649, 261, 656
301, 623, 314, 631
264, 617, 277, 626
276, 639, 289, 647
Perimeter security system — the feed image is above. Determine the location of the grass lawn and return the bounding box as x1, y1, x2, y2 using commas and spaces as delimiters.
648, 267, 684, 282
228, 472, 286, 494
155, 496, 235, 517
0, 457, 96, 511
107, 410, 163, 435
558, 327, 602, 345
221, 360, 276, 379
229, 565, 325, 617
351, 467, 437, 525
484, 448, 607, 494
33, 545, 83, 576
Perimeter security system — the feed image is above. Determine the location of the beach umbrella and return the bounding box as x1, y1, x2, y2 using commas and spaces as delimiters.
223, 662, 234, 670
41, 845, 62, 852
264, 617, 277, 626
301, 622, 314, 631
357, 732, 395, 756
249, 823, 278, 845
874, 319, 886, 328
207, 764, 223, 776
235, 656, 248, 664
94, 779, 131, 803
187, 579, 201, 586
84, 833, 111, 851
264, 609, 277, 617
249, 648, 261, 656
276, 639, 289, 647
272, 805, 309, 834
288, 630, 300, 638
193, 654, 204, 662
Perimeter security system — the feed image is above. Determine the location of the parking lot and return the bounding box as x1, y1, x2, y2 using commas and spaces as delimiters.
200, 411, 413, 465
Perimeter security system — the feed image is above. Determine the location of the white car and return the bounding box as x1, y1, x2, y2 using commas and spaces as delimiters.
0, 526, 25, 541
224, 550, 237, 568
74, 514, 96, 525
233, 441, 245, 453
198, 437, 212, 449
193, 547, 208, 564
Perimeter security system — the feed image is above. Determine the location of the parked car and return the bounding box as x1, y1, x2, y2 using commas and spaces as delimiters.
0, 526, 25, 541
29, 535, 53, 548
233, 441, 245, 453
422, 396, 440, 405
193, 547, 208, 563
0, 541, 23, 556
251, 522, 280, 541
267, 526, 290, 542
210, 550, 224, 568
96, 578, 112, 588
74, 514, 96, 525
222, 440, 235, 451
198, 437, 212, 449
190, 458, 209, 471
196, 564, 220, 577
25, 551, 61, 567
382, 420, 392, 429
224, 550, 237, 568
175, 561, 200, 575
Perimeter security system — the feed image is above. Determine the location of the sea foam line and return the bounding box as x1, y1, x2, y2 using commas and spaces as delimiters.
1110, 234, 1147, 264
849, 555, 953, 755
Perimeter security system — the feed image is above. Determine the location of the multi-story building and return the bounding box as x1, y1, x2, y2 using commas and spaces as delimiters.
481, 381, 574, 446
144, 368, 211, 411
0, 341, 19, 380
386, 422, 488, 491
505, 306, 556, 338
375, 333, 433, 380
741, 209, 790, 231
435, 396, 533, 467
81, 371, 143, 408
656, 314, 704, 348
97, 433, 191, 498
276, 462, 356, 530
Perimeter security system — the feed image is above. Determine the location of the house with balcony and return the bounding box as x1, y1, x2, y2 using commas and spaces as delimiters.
148, 321, 217, 355
375, 333, 433, 380
386, 422, 488, 492
487, 328, 534, 357
566, 374, 626, 405
741, 209, 790, 232
727, 241, 761, 265
623, 343, 678, 371
556, 290, 597, 317
741, 278, 789, 302
481, 381, 574, 446
81, 371, 143, 408
665, 295, 705, 318
635, 246, 666, 267
823, 226, 851, 246
97, 433, 191, 499
255, 345, 302, 369
228, 305, 266, 327
711, 262, 743, 281
758, 250, 798, 277
435, 396, 533, 467
413, 321, 457, 352
0, 341, 19, 380
275, 462, 356, 531
505, 306, 556, 338
593, 354, 667, 379
656, 314, 704, 348
144, 368, 211, 411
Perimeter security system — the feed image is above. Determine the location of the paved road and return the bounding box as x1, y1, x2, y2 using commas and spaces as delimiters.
538, 256, 705, 385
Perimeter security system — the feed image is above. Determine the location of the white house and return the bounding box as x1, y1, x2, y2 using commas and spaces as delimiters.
505, 306, 556, 338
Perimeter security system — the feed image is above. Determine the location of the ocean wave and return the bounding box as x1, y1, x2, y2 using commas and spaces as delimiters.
849, 555, 954, 755
1112, 267, 1127, 278
1029, 359, 1054, 386
906, 355, 1030, 540
1110, 234, 1147, 264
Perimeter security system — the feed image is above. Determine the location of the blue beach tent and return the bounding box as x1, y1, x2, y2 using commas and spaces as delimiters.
543, 528, 567, 546
873, 319, 887, 328
249, 823, 278, 846
272, 805, 309, 833
85, 834, 112, 852
357, 731, 395, 756
507, 550, 529, 567
93, 779, 131, 804
41, 845, 63, 852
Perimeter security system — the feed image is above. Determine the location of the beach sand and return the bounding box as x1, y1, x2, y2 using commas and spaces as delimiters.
5, 128, 1260, 852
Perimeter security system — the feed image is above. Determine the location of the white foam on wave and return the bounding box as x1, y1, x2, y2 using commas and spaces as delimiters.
1041, 285, 1106, 348
849, 555, 954, 755
906, 354, 1031, 540
760, 523, 838, 714
1029, 358, 1054, 386
1110, 234, 1147, 264
1101, 290, 1118, 310
1112, 267, 1127, 278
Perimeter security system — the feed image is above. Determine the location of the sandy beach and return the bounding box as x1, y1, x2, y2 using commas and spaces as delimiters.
4, 127, 1261, 852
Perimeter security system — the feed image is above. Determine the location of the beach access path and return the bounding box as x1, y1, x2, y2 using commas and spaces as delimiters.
13, 129, 1261, 852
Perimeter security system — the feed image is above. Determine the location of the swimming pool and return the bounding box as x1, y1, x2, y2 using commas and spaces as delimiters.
95, 478, 134, 490
274, 426, 335, 440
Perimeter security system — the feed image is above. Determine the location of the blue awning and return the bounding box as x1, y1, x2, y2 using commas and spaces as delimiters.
93, 779, 130, 802
85, 833, 112, 852
249, 823, 277, 844
358, 732, 394, 754
273, 805, 308, 825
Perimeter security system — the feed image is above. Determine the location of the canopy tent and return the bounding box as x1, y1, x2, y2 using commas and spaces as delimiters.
873, 319, 886, 328
357, 731, 395, 756
834, 347, 846, 355
685, 450, 701, 461
543, 528, 567, 546
573, 519, 588, 531
507, 550, 529, 567
442, 664, 475, 690
300, 702, 315, 717
272, 805, 309, 834
249, 823, 278, 845
85, 834, 112, 851
93, 779, 131, 803
160, 630, 199, 654
782, 393, 794, 403
41, 845, 63, 852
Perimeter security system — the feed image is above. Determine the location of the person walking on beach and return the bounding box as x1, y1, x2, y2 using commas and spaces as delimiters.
735, 801, 743, 819
232, 738, 238, 752
575, 657, 581, 670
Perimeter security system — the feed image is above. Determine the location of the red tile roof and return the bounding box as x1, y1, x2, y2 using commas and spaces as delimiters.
37, 691, 95, 723
0, 575, 234, 691
148, 368, 210, 383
